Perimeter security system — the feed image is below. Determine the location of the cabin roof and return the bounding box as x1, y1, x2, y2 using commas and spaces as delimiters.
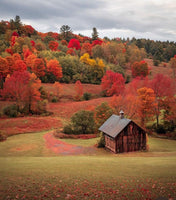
99, 114, 131, 138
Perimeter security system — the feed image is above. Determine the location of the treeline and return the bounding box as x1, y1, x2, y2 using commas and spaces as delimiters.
1, 16, 175, 87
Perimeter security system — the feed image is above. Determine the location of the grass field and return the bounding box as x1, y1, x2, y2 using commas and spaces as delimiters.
0, 132, 176, 200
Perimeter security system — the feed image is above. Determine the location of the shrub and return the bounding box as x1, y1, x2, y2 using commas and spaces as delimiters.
3, 104, 19, 117
71, 110, 95, 134
39, 86, 48, 99
0, 131, 7, 142
97, 132, 105, 148
63, 124, 73, 134
63, 110, 96, 135
155, 124, 166, 134
83, 92, 92, 101
163, 121, 175, 132
35, 100, 48, 114
51, 96, 58, 103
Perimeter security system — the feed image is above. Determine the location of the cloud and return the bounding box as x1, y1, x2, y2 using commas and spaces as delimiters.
0, 0, 176, 41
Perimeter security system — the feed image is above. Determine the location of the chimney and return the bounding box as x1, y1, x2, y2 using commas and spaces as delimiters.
119, 110, 124, 119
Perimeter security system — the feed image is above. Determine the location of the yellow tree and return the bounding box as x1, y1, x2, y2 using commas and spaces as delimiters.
137, 87, 156, 127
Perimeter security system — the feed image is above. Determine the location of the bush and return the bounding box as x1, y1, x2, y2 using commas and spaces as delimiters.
39, 86, 48, 99
163, 121, 175, 132
63, 110, 95, 135
155, 124, 166, 134
83, 92, 92, 101
3, 104, 19, 117
51, 96, 58, 102
63, 124, 73, 135
0, 131, 7, 142
97, 132, 105, 148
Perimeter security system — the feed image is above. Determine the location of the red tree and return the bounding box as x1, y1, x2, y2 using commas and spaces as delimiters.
32, 58, 45, 78
47, 59, 63, 80
49, 41, 59, 51
67, 39, 81, 50
92, 40, 103, 46
23, 48, 32, 60
75, 80, 83, 101
131, 60, 149, 78
150, 73, 174, 127
14, 60, 27, 72
0, 56, 9, 78
23, 25, 35, 35
13, 53, 21, 61
101, 70, 125, 96
2, 71, 41, 113
30, 40, 35, 47
66, 48, 76, 56
5, 56, 15, 75
80, 42, 92, 56
0, 56, 9, 88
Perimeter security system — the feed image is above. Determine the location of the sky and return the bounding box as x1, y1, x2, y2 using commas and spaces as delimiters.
0, 0, 176, 42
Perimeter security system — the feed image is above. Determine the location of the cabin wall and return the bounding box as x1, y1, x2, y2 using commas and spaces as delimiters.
105, 135, 116, 153
115, 122, 146, 153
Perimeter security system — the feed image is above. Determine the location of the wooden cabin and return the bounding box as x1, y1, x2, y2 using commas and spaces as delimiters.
99, 111, 146, 153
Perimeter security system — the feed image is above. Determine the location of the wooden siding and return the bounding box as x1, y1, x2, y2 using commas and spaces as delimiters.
105, 135, 116, 153
104, 122, 146, 153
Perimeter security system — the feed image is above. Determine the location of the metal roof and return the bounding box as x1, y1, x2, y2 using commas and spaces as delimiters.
99, 114, 131, 138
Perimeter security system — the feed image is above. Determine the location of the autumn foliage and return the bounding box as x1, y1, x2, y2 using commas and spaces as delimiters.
137, 87, 156, 127
1, 71, 41, 113
49, 41, 59, 51
75, 80, 83, 101
131, 60, 149, 78
101, 70, 125, 96
32, 58, 45, 78
67, 39, 81, 50
47, 59, 63, 80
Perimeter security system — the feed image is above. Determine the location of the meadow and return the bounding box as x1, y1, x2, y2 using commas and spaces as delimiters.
0, 131, 176, 200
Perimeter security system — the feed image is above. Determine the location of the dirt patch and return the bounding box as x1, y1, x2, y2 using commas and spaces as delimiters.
43, 132, 96, 155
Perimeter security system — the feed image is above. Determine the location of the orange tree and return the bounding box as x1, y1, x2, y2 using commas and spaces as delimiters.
0, 56, 9, 88
137, 87, 156, 127
131, 60, 149, 78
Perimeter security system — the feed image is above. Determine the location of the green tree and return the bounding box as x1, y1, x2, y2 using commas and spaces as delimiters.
64, 110, 95, 134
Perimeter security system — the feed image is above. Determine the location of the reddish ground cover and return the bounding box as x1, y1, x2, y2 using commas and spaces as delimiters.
44, 132, 96, 155
48, 97, 112, 118
42, 83, 102, 98
0, 116, 62, 136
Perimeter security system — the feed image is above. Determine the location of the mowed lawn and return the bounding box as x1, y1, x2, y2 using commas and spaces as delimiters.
0, 132, 176, 200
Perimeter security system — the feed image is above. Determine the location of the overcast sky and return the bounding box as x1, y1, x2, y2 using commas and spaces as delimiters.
0, 0, 176, 41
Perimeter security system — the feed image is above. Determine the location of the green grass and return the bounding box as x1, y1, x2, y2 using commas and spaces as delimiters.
0, 131, 56, 157
59, 137, 98, 147
0, 132, 176, 199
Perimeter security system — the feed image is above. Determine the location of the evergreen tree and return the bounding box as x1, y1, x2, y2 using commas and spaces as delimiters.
92, 27, 98, 41
60, 25, 73, 42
